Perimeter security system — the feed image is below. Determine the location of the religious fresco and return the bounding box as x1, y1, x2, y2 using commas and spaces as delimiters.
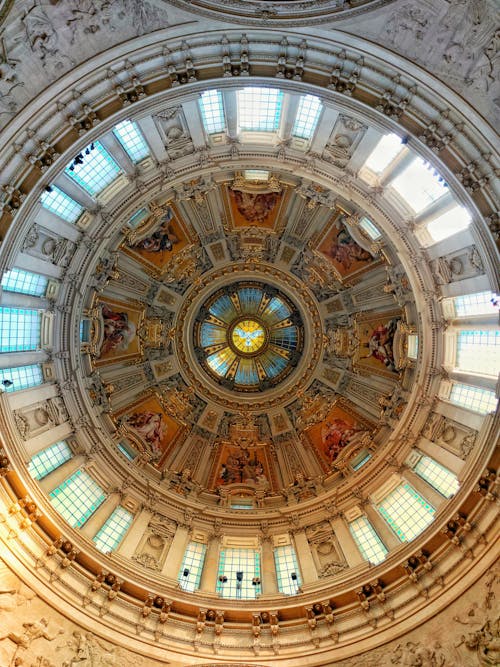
122, 204, 191, 272
223, 184, 288, 229
305, 401, 373, 467
318, 214, 380, 280
209, 442, 274, 491
93, 298, 143, 365
353, 310, 402, 378
120, 394, 184, 466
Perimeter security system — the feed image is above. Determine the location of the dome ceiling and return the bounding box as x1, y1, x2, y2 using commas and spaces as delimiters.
77, 166, 415, 498
0, 11, 497, 666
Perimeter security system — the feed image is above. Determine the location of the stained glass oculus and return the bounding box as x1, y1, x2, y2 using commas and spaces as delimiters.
194, 282, 303, 392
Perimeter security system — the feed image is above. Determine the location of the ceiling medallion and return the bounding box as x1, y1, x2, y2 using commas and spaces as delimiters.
176, 262, 322, 410
194, 282, 303, 392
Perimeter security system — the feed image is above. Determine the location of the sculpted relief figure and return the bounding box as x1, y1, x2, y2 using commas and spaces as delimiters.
63, 630, 115, 666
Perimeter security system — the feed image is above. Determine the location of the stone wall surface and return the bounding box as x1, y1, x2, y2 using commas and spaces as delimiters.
0, 554, 498, 666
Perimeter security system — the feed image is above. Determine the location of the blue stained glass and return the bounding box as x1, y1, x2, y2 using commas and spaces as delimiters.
237, 287, 263, 315
261, 296, 291, 324
209, 294, 238, 323
200, 322, 227, 347
234, 358, 259, 385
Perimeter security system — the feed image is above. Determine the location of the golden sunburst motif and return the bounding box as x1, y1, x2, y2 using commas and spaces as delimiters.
231, 319, 267, 354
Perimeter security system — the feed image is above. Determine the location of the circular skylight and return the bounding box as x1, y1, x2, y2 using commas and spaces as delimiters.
194, 282, 303, 392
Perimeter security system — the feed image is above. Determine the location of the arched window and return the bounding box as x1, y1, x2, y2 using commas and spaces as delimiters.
274, 545, 301, 594
378, 483, 435, 542
49, 470, 105, 528
28, 441, 72, 480
348, 515, 388, 565
178, 541, 207, 592
93, 506, 134, 553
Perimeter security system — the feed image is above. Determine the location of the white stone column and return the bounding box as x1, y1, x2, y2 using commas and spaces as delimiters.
330, 516, 365, 567
117, 507, 153, 557
309, 102, 340, 155
14, 252, 63, 279
199, 535, 219, 593
222, 89, 238, 139
403, 468, 446, 510
292, 529, 318, 584
414, 191, 454, 227
99, 132, 136, 174
38, 454, 85, 493
417, 438, 463, 475
278, 92, 300, 141
80, 492, 121, 539
261, 537, 278, 594
24, 423, 73, 458
0, 350, 47, 371
379, 148, 413, 187
161, 525, 190, 578
6, 382, 56, 411
52, 173, 96, 210
181, 96, 207, 148
363, 503, 401, 550
136, 115, 168, 162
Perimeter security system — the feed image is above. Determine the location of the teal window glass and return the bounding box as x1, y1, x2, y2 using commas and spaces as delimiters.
274, 545, 301, 595
216, 548, 261, 599
349, 515, 388, 564
199, 89, 225, 134
117, 443, 136, 460
378, 483, 435, 542
93, 506, 134, 553
454, 291, 499, 317
449, 383, 497, 414
113, 120, 150, 162
28, 441, 72, 480
359, 217, 382, 240
0, 308, 40, 352
2, 269, 48, 297
128, 207, 150, 229
352, 451, 371, 471
40, 186, 84, 223
456, 330, 500, 377
49, 470, 105, 528
414, 455, 459, 498
292, 94, 322, 139
237, 88, 283, 132
178, 541, 207, 592
65, 141, 120, 196
0, 364, 43, 392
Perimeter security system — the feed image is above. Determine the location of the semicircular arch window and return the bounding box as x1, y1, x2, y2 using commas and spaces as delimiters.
194, 282, 303, 392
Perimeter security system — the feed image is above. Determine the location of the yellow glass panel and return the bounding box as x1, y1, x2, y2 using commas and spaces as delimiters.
232, 319, 266, 354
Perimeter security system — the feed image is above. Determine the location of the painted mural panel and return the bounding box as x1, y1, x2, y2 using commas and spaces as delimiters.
93, 298, 143, 365
120, 394, 184, 466
122, 204, 191, 272
209, 442, 274, 491
224, 184, 288, 229
318, 215, 379, 280
305, 401, 372, 467
353, 310, 402, 378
